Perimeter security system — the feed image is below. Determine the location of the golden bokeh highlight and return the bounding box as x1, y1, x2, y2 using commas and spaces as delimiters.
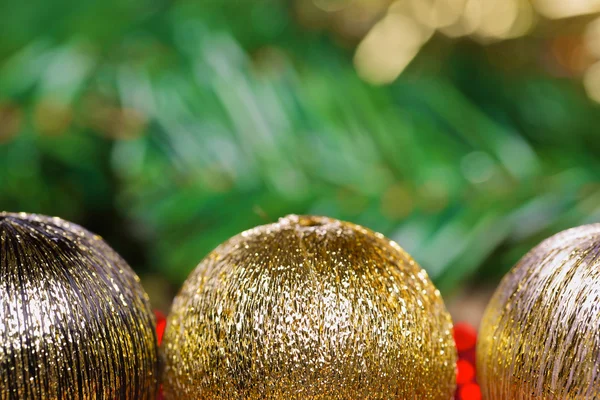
304, 0, 600, 102
354, 9, 432, 84
584, 61, 600, 102
409, 0, 467, 29
585, 17, 600, 58
353, 0, 536, 83
532, 0, 600, 19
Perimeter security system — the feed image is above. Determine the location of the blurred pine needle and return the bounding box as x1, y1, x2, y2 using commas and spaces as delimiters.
1, 0, 600, 294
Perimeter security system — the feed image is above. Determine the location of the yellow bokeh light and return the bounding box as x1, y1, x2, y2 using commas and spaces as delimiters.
439, 0, 483, 38
533, 0, 600, 19
409, 0, 468, 29
505, 0, 536, 39
332, 0, 394, 39
584, 61, 600, 103
474, 0, 519, 40
585, 17, 600, 58
438, 0, 534, 40
354, 11, 432, 84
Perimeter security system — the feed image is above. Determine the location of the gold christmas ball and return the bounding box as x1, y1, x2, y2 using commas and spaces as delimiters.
0, 212, 158, 399
478, 224, 600, 399
162, 215, 457, 399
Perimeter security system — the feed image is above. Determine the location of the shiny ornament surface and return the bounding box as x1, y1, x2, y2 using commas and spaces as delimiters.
477, 224, 600, 399
0, 212, 158, 399
162, 215, 457, 400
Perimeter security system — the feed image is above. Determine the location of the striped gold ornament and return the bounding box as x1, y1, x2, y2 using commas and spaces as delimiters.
477, 224, 600, 399
162, 215, 457, 400
0, 212, 158, 399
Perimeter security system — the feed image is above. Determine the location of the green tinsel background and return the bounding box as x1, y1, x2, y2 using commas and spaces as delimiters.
2, 0, 600, 310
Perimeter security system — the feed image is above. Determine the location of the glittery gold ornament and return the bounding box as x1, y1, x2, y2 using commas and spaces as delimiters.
162, 215, 457, 400
0, 212, 158, 399
477, 224, 600, 399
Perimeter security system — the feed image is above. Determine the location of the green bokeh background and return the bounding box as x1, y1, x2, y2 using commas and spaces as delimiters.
2, 0, 599, 309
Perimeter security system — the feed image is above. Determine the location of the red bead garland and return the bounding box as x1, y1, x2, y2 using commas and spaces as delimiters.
155, 311, 167, 400
454, 322, 477, 352
453, 322, 480, 400
154, 313, 480, 399
456, 360, 475, 385
155, 311, 167, 346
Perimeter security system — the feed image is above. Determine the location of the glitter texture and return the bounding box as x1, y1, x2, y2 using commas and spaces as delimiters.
162, 215, 457, 399
0, 212, 158, 399
477, 224, 600, 399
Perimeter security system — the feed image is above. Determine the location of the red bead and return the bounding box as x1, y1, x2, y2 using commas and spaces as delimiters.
458, 383, 481, 400
460, 347, 476, 365
155, 310, 167, 346
456, 359, 475, 385
453, 322, 477, 352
